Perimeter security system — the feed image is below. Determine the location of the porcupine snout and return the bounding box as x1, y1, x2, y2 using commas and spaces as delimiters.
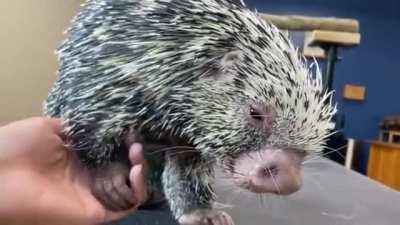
229, 105, 305, 195
232, 148, 304, 195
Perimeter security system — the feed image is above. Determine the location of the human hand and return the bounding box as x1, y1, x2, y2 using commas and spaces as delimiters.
0, 117, 147, 225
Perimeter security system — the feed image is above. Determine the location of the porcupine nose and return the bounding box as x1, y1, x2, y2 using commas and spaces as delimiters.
233, 149, 304, 195
252, 152, 302, 194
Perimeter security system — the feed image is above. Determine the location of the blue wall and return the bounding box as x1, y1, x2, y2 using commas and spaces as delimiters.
245, 0, 400, 173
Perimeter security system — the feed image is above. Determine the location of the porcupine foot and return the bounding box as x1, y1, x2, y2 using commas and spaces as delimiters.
162, 150, 231, 225
91, 162, 136, 211
179, 209, 234, 225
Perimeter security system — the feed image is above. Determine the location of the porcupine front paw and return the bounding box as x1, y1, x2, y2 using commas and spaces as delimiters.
89, 129, 145, 211
179, 209, 234, 225
91, 162, 137, 211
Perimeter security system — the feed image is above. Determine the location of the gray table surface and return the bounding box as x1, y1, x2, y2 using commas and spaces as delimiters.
111, 158, 400, 225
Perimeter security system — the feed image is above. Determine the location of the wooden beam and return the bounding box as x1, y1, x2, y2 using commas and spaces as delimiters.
308, 30, 361, 47
303, 32, 326, 59
260, 13, 359, 33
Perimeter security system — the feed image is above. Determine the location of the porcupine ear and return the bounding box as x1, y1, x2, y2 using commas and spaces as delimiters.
220, 50, 243, 69
204, 50, 243, 82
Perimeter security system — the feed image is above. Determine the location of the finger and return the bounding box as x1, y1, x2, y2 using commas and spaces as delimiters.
129, 143, 144, 165
129, 164, 148, 204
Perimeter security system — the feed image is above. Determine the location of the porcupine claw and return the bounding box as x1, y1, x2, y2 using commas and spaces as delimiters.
179, 209, 235, 225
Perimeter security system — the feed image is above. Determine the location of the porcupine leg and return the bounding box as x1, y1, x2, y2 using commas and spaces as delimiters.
162, 153, 234, 225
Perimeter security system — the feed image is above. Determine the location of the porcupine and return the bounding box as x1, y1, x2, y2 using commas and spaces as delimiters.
43, 0, 336, 224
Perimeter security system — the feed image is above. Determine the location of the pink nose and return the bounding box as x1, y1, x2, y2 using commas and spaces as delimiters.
233, 149, 303, 195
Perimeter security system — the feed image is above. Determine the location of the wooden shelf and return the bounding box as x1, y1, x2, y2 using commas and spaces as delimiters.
367, 141, 400, 191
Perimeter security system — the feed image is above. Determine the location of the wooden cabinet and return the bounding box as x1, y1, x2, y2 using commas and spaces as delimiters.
367, 141, 400, 191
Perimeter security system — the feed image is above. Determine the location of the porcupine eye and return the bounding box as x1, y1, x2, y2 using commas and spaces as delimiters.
249, 106, 276, 137
250, 107, 264, 121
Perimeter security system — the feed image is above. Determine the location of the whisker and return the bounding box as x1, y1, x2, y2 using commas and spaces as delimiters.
303, 145, 347, 164
257, 150, 263, 161
167, 150, 201, 158
229, 170, 247, 177
219, 167, 247, 178
250, 115, 276, 118
267, 167, 281, 195
228, 186, 246, 204
246, 151, 256, 160
148, 145, 196, 155
324, 145, 347, 161
304, 172, 326, 195
258, 194, 265, 208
